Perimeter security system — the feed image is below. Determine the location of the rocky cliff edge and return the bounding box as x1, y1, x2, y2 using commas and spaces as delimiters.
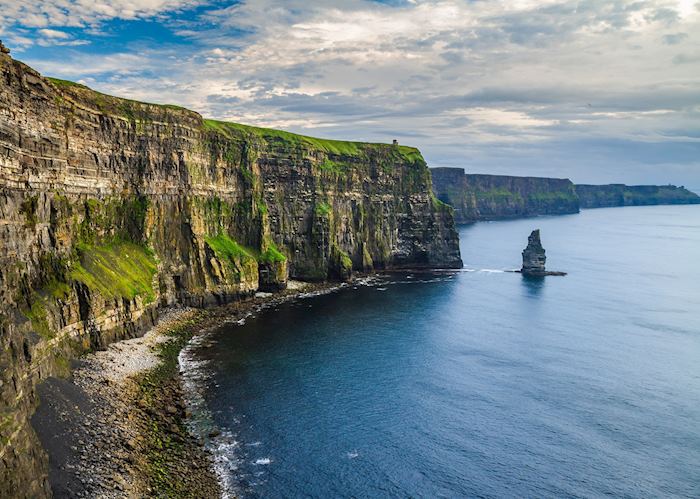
0, 52, 461, 496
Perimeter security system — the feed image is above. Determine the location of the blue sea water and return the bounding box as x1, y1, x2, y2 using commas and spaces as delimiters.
182, 205, 700, 498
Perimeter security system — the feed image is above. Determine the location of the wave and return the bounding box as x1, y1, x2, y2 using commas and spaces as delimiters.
177, 274, 470, 497
461, 268, 518, 273
179, 334, 242, 499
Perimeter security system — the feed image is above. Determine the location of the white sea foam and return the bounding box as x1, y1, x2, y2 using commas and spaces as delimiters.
176, 279, 404, 497
459, 267, 514, 273
180, 331, 242, 499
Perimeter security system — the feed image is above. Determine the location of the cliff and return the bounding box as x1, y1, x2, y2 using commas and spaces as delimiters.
431, 167, 579, 223
575, 184, 700, 208
0, 52, 461, 496
432, 168, 700, 224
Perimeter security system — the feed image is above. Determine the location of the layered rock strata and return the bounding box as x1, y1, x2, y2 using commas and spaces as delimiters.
0, 52, 461, 497
431, 168, 579, 223
432, 168, 699, 224
519, 230, 566, 277
521, 230, 546, 276
575, 184, 700, 208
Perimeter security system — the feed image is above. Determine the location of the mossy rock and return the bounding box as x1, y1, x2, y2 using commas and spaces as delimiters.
70, 241, 158, 303
330, 247, 353, 282
204, 234, 258, 286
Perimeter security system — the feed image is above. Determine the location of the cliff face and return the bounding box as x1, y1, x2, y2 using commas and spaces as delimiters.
575, 184, 700, 208
0, 53, 461, 496
431, 167, 579, 223
433, 168, 700, 224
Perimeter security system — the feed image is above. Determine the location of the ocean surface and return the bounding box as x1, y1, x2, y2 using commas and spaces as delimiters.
181, 205, 700, 498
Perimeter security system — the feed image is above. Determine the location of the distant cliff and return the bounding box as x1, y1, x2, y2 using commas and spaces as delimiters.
432, 168, 700, 224
0, 52, 461, 497
575, 184, 700, 208
431, 168, 579, 223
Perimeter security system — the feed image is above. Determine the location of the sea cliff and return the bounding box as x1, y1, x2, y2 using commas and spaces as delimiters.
0, 52, 461, 497
431, 167, 579, 224
432, 167, 699, 224
575, 184, 700, 208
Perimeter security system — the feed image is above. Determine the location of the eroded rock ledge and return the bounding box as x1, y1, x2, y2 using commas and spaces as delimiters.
0, 51, 461, 497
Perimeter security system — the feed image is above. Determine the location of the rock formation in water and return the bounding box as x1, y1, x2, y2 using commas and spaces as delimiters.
575, 184, 700, 208
431, 168, 700, 224
521, 230, 547, 276
431, 168, 579, 223
519, 230, 566, 277
0, 50, 462, 496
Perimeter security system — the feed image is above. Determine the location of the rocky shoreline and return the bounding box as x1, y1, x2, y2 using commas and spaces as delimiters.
32, 281, 334, 498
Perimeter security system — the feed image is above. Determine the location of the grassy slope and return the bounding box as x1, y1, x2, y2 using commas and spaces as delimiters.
70, 242, 158, 303
202, 119, 423, 163
46, 76, 424, 165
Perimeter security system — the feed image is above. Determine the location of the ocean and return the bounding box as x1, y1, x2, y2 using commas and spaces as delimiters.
181, 205, 700, 498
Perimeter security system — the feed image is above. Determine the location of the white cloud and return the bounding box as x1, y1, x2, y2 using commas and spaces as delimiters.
38, 28, 71, 39
448, 108, 560, 128
12, 0, 700, 184
0, 0, 208, 30
30, 52, 150, 77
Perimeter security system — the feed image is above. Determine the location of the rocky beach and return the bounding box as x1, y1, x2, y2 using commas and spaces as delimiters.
31, 281, 333, 498
0, 48, 461, 497
1, 1, 698, 496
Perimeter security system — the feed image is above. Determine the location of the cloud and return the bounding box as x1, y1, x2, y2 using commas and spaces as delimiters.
9, 0, 700, 185
38, 28, 70, 39
0, 0, 208, 29
673, 52, 700, 63
29, 52, 151, 77
33, 28, 92, 47
663, 32, 688, 43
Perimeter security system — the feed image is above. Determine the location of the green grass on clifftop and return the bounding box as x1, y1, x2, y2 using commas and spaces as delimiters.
203, 119, 424, 163
46, 77, 89, 90
47, 77, 189, 115
45, 75, 426, 164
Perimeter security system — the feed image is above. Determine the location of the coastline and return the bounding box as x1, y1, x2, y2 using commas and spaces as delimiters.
178, 279, 356, 497
32, 280, 337, 498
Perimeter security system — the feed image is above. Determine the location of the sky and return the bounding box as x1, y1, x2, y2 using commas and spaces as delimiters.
1, 1, 699, 187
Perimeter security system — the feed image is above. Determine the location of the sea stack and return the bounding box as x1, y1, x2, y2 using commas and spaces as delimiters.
520, 230, 566, 276
521, 229, 547, 276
